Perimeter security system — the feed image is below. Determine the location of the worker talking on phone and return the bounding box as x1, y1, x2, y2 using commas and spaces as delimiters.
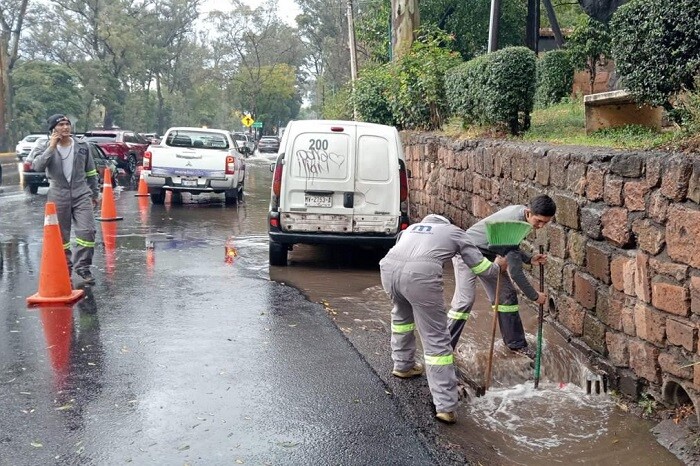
31, 114, 100, 285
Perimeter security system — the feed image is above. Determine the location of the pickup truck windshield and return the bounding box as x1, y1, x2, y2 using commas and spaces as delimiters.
165, 130, 230, 150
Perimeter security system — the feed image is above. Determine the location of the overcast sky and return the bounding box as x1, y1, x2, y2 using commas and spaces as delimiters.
202, 0, 301, 25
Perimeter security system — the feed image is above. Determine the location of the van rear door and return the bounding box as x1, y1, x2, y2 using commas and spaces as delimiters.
282, 124, 356, 233
353, 128, 400, 235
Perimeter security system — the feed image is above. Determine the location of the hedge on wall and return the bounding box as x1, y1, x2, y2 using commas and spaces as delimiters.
354, 64, 394, 126
611, 0, 700, 112
445, 46, 536, 134
535, 50, 574, 108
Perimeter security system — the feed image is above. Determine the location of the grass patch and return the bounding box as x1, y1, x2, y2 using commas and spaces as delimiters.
442, 95, 698, 151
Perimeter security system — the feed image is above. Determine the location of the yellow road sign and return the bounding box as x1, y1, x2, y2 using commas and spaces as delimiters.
241, 115, 254, 127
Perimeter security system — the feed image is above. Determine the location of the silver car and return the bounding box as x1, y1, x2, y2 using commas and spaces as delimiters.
15, 134, 46, 160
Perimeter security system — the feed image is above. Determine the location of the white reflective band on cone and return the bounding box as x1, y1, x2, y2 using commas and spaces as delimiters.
44, 213, 59, 226
103, 183, 110, 188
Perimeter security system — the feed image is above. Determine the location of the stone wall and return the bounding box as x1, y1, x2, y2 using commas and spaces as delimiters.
402, 133, 700, 407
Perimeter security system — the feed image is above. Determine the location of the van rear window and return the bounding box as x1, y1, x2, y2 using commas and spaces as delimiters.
291, 133, 349, 180
357, 135, 390, 181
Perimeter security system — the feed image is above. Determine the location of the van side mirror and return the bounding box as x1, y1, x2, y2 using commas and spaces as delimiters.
407, 169, 412, 178
270, 162, 275, 173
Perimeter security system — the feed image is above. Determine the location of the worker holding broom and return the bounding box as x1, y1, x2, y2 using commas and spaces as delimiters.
448, 195, 556, 357
379, 214, 506, 424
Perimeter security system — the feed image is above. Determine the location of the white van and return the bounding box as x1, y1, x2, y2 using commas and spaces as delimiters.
268, 120, 410, 265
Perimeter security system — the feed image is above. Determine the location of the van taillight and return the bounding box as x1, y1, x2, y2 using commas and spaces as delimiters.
399, 166, 409, 201
225, 155, 236, 174
400, 222, 409, 230
272, 163, 283, 197
23, 161, 32, 172
143, 151, 151, 170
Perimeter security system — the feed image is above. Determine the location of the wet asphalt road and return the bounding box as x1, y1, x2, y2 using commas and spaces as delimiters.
0, 157, 459, 466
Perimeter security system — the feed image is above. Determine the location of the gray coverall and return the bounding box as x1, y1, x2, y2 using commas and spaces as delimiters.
379, 214, 500, 413
448, 205, 539, 350
32, 137, 100, 274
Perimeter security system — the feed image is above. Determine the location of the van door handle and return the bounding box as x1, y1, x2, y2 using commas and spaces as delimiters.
344, 192, 354, 208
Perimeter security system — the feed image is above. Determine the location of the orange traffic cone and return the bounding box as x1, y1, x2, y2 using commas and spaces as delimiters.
27, 202, 84, 305
135, 174, 149, 197
101, 221, 118, 278
37, 304, 74, 390
96, 168, 123, 222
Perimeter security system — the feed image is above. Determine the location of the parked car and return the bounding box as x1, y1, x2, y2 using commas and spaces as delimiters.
23, 140, 118, 194
15, 134, 46, 161
142, 127, 246, 205
268, 119, 410, 266
232, 132, 255, 156
142, 133, 161, 144
257, 136, 280, 153
82, 130, 149, 174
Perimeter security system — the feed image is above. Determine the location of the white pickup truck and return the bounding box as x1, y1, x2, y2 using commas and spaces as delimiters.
142, 127, 246, 205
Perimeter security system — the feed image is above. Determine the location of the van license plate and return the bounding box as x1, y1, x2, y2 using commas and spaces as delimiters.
305, 194, 332, 207
182, 178, 198, 187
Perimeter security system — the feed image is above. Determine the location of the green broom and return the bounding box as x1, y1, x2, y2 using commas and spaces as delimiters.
482, 220, 533, 393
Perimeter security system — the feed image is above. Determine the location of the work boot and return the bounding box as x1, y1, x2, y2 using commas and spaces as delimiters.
435, 411, 456, 424
392, 363, 424, 379
511, 346, 536, 359
76, 269, 96, 285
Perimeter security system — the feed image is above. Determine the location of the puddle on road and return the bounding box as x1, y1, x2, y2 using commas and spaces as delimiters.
271, 255, 682, 465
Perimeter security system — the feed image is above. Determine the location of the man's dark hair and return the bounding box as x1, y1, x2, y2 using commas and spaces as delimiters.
530, 194, 557, 216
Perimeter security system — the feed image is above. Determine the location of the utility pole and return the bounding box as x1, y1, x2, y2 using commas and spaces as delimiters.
487, 0, 501, 53
346, 0, 359, 120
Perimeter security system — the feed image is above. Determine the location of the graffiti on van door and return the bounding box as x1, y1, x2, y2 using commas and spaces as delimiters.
296, 139, 346, 179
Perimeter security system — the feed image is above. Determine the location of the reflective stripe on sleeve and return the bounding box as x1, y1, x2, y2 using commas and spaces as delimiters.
470, 258, 493, 275
86, 169, 98, 177
447, 310, 470, 321
391, 322, 415, 334
75, 238, 96, 248
424, 354, 454, 366
493, 304, 519, 313
63, 242, 71, 250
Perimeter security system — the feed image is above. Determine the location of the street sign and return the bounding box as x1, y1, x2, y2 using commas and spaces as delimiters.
241, 115, 254, 127
252, 121, 263, 128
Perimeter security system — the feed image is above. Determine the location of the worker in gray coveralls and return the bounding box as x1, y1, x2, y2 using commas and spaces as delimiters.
379, 214, 505, 424
448, 195, 556, 357
32, 114, 100, 285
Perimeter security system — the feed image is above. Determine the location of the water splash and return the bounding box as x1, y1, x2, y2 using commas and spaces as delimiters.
468, 382, 614, 451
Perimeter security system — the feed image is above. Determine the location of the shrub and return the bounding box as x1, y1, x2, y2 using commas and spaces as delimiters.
447, 47, 536, 134
322, 85, 354, 120
386, 27, 462, 130
611, 0, 700, 113
535, 50, 574, 108
354, 64, 394, 126
486, 47, 537, 132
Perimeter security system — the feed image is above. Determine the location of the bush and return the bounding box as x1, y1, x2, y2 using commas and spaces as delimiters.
611, 0, 700, 112
322, 85, 354, 120
535, 50, 574, 108
354, 64, 394, 126
446, 46, 536, 134
386, 27, 462, 130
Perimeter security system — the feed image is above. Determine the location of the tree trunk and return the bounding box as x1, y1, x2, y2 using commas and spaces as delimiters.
391, 0, 420, 61
0, 31, 9, 152
0, 0, 29, 151
156, 74, 165, 135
